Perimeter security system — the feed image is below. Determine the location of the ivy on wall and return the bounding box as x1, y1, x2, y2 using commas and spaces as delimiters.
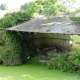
1, 31, 22, 65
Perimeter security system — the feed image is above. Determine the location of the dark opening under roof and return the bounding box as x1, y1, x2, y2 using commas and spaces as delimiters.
0, 13, 80, 34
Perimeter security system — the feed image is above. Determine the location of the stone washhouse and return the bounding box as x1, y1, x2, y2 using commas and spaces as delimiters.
0, 13, 80, 52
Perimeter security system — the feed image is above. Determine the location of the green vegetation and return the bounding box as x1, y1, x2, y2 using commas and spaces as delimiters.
0, 31, 36, 66
1, 31, 23, 66
0, 11, 31, 28
28, 0, 68, 17
70, 13, 80, 21
70, 8, 80, 21
27, 56, 39, 64
0, 63, 79, 80
72, 35, 80, 49
0, 11, 35, 66
47, 50, 80, 73
0, 0, 80, 76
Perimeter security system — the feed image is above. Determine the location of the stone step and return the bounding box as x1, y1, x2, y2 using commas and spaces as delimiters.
39, 60, 50, 63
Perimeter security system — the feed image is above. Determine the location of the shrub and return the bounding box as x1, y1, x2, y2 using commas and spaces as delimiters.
28, 0, 68, 17
0, 52, 3, 64
69, 49, 80, 70
70, 11, 80, 21
47, 57, 58, 69
0, 10, 34, 66
47, 50, 80, 73
27, 56, 39, 64
1, 31, 22, 66
0, 11, 31, 28
0, 31, 36, 66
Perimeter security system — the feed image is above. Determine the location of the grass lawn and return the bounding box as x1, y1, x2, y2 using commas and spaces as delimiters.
0, 63, 79, 80
72, 35, 80, 49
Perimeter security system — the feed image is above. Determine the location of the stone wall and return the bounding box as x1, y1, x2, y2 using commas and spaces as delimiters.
34, 33, 73, 51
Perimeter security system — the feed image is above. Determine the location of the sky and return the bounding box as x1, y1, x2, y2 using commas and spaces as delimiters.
0, 0, 80, 10
0, 0, 35, 10
59, 0, 80, 11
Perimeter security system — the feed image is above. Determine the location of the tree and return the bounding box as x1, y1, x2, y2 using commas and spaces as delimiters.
20, 3, 29, 10
28, 0, 65, 16
27, 0, 77, 17
0, 3, 8, 10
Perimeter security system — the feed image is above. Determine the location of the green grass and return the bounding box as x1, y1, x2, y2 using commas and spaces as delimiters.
0, 63, 79, 80
72, 35, 80, 49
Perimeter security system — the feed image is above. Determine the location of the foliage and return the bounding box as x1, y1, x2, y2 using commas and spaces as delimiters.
17, 32, 36, 62
57, 5, 67, 12
0, 3, 8, 10
0, 10, 35, 66
0, 11, 31, 28
0, 46, 3, 64
70, 13, 80, 21
0, 31, 5, 46
20, 3, 29, 10
0, 31, 5, 64
47, 50, 80, 73
0, 31, 36, 66
28, 0, 68, 17
27, 56, 39, 64
69, 49, 80, 67
57, 53, 75, 72
1, 31, 22, 66
76, 8, 80, 12
70, 8, 80, 21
